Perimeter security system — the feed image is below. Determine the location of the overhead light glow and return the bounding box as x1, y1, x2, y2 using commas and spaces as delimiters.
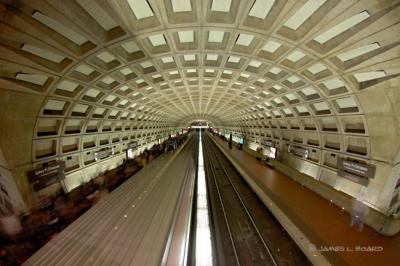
171, 0, 192, 12
284, 0, 326, 30
208, 30, 225, 43
21, 44, 64, 63
228, 56, 241, 63
32, 12, 87, 45
336, 43, 380, 61
286, 50, 305, 62
353, 71, 386, 82
184, 54, 196, 61
178, 30, 194, 43
162, 56, 174, 63
148, 34, 167, 46
314, 11, 370, 44
269, 66, 282, 74
236, 33, 255, 46
307, 63, 327, 74
206, 54, 218, 61
75, 64, 94, 75
248, 0, 275, 19
96, 51, 115, 63
248, 60, 262, 68
336, 96, 357, 108
211, 0, 232, 12
15, 73, 48, 86
121, 41, 140, 53
261, 40, 282, 53
127, 0, 154, 20
322, 78, 345, 90
287, 75, 301, 83
58, 80, 78, 92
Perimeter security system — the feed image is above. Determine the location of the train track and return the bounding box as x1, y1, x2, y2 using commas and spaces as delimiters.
203, 135, 278, 266
202, 133, 310, 266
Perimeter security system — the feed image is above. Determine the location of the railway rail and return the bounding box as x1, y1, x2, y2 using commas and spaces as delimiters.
202, 133, 310, 266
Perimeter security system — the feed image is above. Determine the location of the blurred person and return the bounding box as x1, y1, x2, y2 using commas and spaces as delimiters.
0, 184, 22, 241
349, 198, 369, 231
256, 147, 263, 161
53, 193, 79, 224
91, 186, 109, 205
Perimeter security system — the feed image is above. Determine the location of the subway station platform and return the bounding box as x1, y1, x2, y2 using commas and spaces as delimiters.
211, 134, 400, 266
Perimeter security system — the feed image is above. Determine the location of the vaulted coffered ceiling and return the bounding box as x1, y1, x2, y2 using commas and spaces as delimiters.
1, 0, 400, 184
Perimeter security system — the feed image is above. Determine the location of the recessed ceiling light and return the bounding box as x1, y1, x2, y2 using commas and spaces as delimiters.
307, 63, 327, 74
75, 65, 94, 76
286, 50, 306, 62
236, 33, 255, 46
178, 30, 194, 43
314, 11, 370, 44
296, 105, 308, 113
120, 68, 133, 75
140, 61, 153, 68
15, 73, 48, 86
301, 87, 317, 95
121, 41, 140, 53
148, 34, 166, 46
336, 96, 357, 108
45, 99, 65, 111
161, 56, 174, 63
21, 44, 64, 63
287, 75, 301, 83
184, 54, 196, 61
269, 66, 282, 74
206, 54, 218, 61
353, 71, 386, 82
248, 60, 262, 68
58, 80, 78, 92
171, 0, 192, 12
208, 30, 225, 42
127, 0, 154, 20
248, 0, 275, 19
336, 43, 380, 61
211, 0, 232, 12
96, 51, 115, 63
228, 56, 241, 63
102, 76, 115, 84
261, 40, 281, 53
86, 88, 100, 97
284, 0, 326, 30
32, 12, 87, 45
104, 94, 116, 101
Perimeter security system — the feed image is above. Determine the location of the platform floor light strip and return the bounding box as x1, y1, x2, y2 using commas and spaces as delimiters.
196, 132, 213, 266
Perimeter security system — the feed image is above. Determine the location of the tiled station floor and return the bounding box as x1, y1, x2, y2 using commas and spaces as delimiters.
212, 136, 400, 266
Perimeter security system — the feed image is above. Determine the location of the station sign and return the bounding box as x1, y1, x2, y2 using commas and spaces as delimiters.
262, 139, 274, 147
127, 141, 138, 150
337, 158, 375, 186
27, 162, 65, 191
337, 158, 375, 179
289, 145, 308, 158
95, 148, 114, 161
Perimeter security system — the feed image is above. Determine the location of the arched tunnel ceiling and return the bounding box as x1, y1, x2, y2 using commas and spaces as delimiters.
1, 0, 400, 173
